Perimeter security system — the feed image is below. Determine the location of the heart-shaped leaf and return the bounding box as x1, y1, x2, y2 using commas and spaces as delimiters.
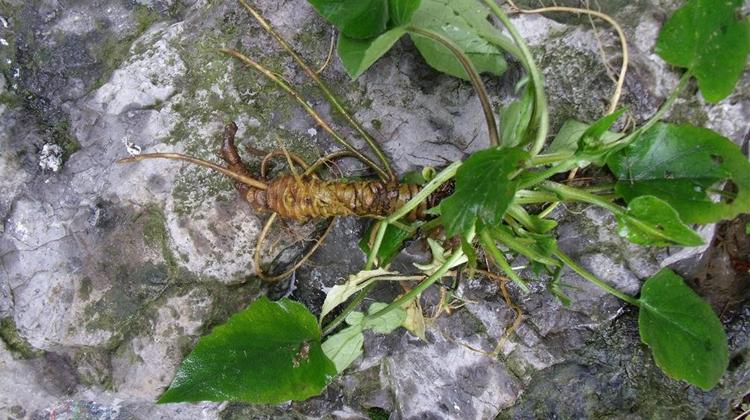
638, 269, 728, 390
607, 123, 750, 224
656, 0, 750, 102
159, 297, 336, 404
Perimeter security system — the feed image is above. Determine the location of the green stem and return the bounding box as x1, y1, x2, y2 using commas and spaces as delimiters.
482, 33, 525, 65
237, 0, 394, 181
513, 189, 559, 205
554, 250, 639, 306
387, 161, 461, 223
542, 181, 686, 245
529, 152, 574, 166
518, 161, 577, 189
323, 162, 461, 336
479, 229, 530, 292
321, 283, 375, 336
540, 180, 620, 212
482, 0, 549, 156
613, 72, 691, 149
366, 248, 466, 321
220, 48, 389, 180
407, 26, 500, 147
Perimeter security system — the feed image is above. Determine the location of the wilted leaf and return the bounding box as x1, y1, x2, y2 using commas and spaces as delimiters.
320, 268, 396, 322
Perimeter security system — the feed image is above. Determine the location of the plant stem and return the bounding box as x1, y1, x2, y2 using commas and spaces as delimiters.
518, 161, 577, 189
479, 229, 530, 292
237, 0, 395, 181
540, 180, 620, 213
387, 161, 462, 223
321, 283, 375, 336
366, 248, 466, 321
529, 152, 574, 166
613, 72, 691, 148
324, 162, 461, 336
482, 0, 549, 157
406, 26, 500, 147
220, 48, 389, 180
513, 189, 559, 204
554, 250, 639, 306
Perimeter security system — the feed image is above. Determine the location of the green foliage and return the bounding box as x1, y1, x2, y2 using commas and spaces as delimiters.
638, 269, 729, 390
409, 0, 508, 80
321, 325, 364, 372
358, 222, 415, 267
158, 297, 336, 404
307, 0, 389, 39
656, 0, 750, 102
615, 196, 703, 247
608, 123, 750, 224
389, 0, 420, 25
338, 28, 407, 78
500, 81, 534, 148
441, 148, 528, 237
548, 119, 623, 156
321, 302, 406, 373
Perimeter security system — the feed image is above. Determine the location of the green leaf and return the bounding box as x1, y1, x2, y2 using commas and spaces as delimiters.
746, 222, 750, 235
638, 269, 728, 390
548, 119, 624, 155
616, 196, 704, 247
321, 325, 364, 373
607, 123, 750, 224
307, 0, 389, 39
656, 0, 750, 102
440, 148, 528, 237
320, 268, 396, 322
338, 27, 407, 79
364, 302, 407, 334
159, 297, 336, 404
500, 83, 534, 148
409, 0, 508, 80
358, 222, 415, 266
389, 0, 420, 26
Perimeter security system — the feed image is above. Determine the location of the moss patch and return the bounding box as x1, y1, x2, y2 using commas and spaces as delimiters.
0, 317, 43, 359
91, 4, 163, 88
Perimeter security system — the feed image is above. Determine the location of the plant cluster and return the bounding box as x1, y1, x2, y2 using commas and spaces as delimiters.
149, 0, 750, 405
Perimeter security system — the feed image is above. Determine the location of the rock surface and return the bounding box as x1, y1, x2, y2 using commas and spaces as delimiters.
0, 0, 748, 419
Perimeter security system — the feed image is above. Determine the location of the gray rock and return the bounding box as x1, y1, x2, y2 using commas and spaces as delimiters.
0, 0, 748, 419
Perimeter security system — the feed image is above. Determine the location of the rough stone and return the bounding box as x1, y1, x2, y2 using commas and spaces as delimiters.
0, 0, 748, 418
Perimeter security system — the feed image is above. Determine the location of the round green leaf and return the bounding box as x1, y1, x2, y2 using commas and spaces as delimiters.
607, 123, 750, 224
158, 297, 336, 404
638, 269, 728, 390
656, 0, 750, 103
